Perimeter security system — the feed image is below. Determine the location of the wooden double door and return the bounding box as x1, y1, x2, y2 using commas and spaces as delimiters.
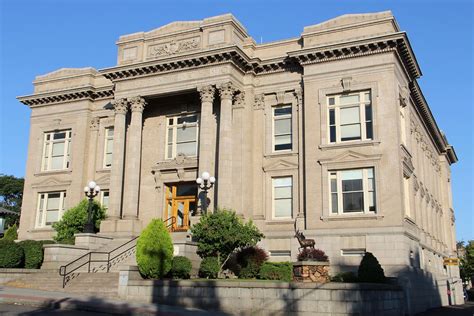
165, 183, 197, 232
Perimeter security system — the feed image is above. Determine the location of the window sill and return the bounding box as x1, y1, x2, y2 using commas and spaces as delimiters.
265, 151, 298, 158
319, 140, 381, 151
96, 168, 111, 174
34, 169, 72, 177
265, 219, 295, 225
320, 214, 383, 221
30, 227, 55, 232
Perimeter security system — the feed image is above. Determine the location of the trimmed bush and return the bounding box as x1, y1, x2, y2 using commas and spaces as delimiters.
358, 252, 386, 283
171, 256, 192, 279
2, 224, 18, 241
53, 199, 106, 244
136, 219, 173, 279
0, 240, 24, 268
199, 257, 219, 279
18, 240, 44, 269
297, 248, 328, 262
331, 271, 358, 283
258, 262, 292, 282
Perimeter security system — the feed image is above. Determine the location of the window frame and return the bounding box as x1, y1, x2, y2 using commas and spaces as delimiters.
272, 176, 293, 219
328, 167, 376, 215
103, 127, 114, 168
327, 91, 373, 144
41, 130, 72, 171
165, 113, 200, 160
100, 190, 109, 209
272, 104, 292, 152
36, 191, 67, 228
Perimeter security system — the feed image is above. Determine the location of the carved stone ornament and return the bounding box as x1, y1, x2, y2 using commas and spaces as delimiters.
112, 98, 128, 115
218, 82, 235, 100
341, 77, 353, 92
148, 37, 200, 58
294, 87, 303, 108
89, 117, 100, 130
413, 177, 419, 194
276, 91, 286, 104
233, 91, 245, 109
254, 94, 265, 110
198, 85, 215, 103
399, 85, 409, 107
129, 96, 147, 113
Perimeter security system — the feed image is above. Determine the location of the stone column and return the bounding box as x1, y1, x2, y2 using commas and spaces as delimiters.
232, 92, 245, 214
87, 117, 100, 183
295, 88, 305, 230
217, 82, 235, 208
197, 85, 216, 215
122, 96, 146, 219
252, 94, 265, 219
107, 98, 128, 219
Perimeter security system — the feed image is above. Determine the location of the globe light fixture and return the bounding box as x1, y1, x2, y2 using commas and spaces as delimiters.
196, 171, 215, 215
84, 180, 100, 234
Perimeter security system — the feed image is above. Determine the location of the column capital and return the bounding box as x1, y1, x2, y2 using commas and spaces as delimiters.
253, 94, 265, 110
198, 85, 215, 103
233, 91, 245, 109
112, 98, 128, 115
89, 117, 100, 130
129, 96, 147, 113
218, 82, 235, 100
294, 87, 303, 108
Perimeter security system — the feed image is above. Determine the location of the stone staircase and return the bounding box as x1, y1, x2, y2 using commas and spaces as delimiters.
4, 271, 120, 299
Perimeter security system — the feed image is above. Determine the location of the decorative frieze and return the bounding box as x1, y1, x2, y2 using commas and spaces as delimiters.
148, 37, 200, 58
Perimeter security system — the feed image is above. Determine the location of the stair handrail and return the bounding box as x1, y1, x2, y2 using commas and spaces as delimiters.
58, 217, 178, 288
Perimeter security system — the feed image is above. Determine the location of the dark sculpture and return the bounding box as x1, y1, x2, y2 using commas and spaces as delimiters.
294, 219, 315, 251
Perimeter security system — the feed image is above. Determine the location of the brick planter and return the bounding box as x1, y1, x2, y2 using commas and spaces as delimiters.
293, 261, 330, 283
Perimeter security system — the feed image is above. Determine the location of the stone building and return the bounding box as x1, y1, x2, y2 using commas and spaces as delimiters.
17, 11, 462, 311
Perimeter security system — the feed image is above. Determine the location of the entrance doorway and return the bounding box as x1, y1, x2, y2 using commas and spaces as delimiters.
164, 183, 197, 232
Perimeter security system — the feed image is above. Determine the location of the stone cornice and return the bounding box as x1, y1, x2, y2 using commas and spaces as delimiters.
17, 85, 114, 108
409, 80, 457, 164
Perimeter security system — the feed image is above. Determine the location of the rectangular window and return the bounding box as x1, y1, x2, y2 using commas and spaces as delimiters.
100, 190, 109, 209
41, 130, 72, 171
36, 191, 66, 227
341, 249, 366, 256
329, 168, 376, 214
166, 114, 199, 159
273, 105, 292, 151
103, 127, 114, 168
273, 177, 292, 218
327, 91, 373, 143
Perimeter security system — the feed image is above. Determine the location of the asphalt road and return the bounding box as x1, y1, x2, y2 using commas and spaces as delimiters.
416, 301, 474, 316
0, 304, 112, 316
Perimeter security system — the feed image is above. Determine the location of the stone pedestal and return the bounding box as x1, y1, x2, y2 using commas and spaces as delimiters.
74, 233, 113, 250
293, 261, 330, 283
99, 219, 141, 237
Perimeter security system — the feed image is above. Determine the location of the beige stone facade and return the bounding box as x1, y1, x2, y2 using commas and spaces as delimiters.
17, 11, 462, 311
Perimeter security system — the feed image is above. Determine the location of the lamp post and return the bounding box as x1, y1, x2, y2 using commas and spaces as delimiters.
196, 172, 215, 215
83, 181, 100, 234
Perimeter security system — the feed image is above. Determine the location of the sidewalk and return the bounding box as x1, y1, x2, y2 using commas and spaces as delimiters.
0, 286, 226, 315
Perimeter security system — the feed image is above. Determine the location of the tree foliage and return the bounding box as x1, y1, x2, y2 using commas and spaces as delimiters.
0, 174, 23, 227
52, 199, 106, 244
136, 219, 174, 279
199, 257, 220, 279
191, 209, 264, 270
0, 240, 24, 268
459, 240, 474, 283
2, 223, 18, 241
171, 256, 193, 279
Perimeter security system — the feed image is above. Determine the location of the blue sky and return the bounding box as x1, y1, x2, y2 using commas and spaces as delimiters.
0, 0, 472, 240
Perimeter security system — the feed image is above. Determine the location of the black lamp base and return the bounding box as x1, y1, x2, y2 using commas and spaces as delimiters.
84, 222, 95, 234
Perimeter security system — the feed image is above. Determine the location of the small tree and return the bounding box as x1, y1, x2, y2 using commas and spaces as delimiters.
459, 240, 474, 284
52, 199, 106, 244
2, 223, 18, 241
136, 219, 174, 279
0, 174, 24, 227
358, 252, 386, 283
191, 208, 264, 276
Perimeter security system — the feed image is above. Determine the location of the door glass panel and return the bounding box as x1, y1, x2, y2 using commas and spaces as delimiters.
177, 202, 185, 227
176, 184, 197, 197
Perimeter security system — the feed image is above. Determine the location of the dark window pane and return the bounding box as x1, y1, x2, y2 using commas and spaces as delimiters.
329, 109, 335, 125
366, 122, 373, 139
330, 126, 336, 143
331, 179, 337, 192
331, 193, 338, 213
274, 107, 292, 116
176, 184, 197, 197
275, 143, 292, 151
177, 115, 197, 124
342, 179, 363, 192
365, 105, 372, 121
54, 132, 66, 140
328, 97, 335, 105
343, 192, 364, 212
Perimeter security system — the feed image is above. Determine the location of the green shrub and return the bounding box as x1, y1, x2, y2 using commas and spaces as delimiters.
331, 271, 358, 283
2, 224, 18, 241
18, 240, 44, 269
358, 252, 386, 283
258, 262, 292, 282
232, 246, 268, 279
191, 209, 264, 277
52, 199, 106, 244
199, 257, 219, 279
171, 256, 192, 279
0, 240, 24, 268
136, 219, 174, 279
297, 248, 328, 262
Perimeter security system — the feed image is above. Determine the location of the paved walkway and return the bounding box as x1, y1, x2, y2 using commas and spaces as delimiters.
0, 286, 226, 315
416, 301, 474, 316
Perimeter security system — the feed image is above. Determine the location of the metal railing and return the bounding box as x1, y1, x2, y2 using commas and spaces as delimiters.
58, 217, 176, 288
